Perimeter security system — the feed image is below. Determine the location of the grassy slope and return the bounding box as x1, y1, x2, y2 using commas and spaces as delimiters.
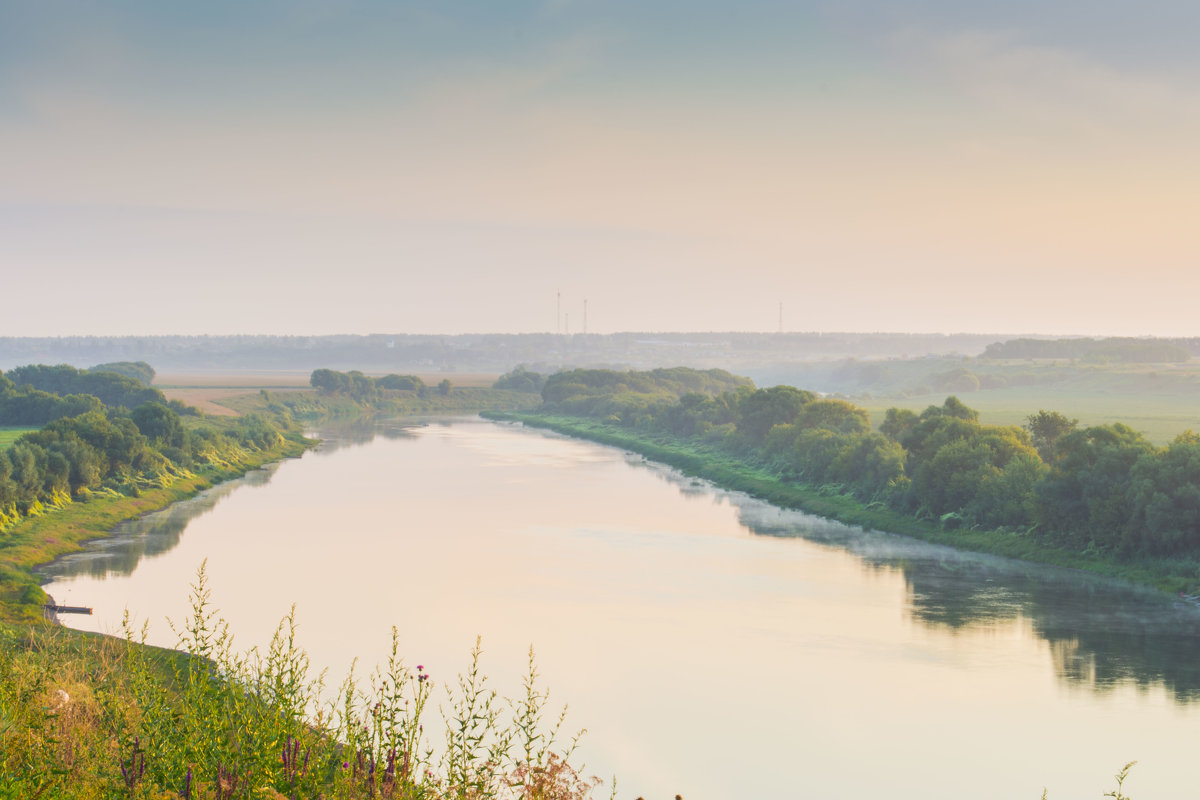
489, 411, 1199, 594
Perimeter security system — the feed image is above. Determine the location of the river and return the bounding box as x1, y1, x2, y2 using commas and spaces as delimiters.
40, 416, 1200, 799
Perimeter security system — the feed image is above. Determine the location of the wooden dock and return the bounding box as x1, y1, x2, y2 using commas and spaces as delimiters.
44, 603, 93, 615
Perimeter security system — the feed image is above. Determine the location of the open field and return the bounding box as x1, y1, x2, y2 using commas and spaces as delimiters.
751, 358, 1200, 445
858, 384, 1200, 444
0, 426, 37, 449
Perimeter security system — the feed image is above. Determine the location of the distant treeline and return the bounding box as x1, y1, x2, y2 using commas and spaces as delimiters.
0, 331, 1012, 373
528, 367, 1200, 560
0, 364, 303, 530
983, 337, 1194, 363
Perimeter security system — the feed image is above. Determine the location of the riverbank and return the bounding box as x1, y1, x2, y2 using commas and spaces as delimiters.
487, 411, 1199, 595
0, 435, 310, 624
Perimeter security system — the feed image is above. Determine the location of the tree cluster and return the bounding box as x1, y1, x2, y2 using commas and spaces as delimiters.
87, 360, 157, 386
493, 366, 546, 394
540, 367, 752, 421
0, 366, 298, 529
309, 368, 427, 399
5, 364, 166, 410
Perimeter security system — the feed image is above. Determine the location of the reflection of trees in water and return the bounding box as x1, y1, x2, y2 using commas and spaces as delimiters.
39, 464, 281, 580
38, 419, 423, 582
658, 472, 1200, 702
891, 556, 1200, 699
306, 418, 421, 456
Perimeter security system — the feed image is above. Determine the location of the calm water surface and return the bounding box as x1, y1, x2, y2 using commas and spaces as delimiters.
41, 417, 1200, 799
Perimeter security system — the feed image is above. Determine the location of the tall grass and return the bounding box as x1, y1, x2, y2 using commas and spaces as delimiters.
0, 563, 604, 800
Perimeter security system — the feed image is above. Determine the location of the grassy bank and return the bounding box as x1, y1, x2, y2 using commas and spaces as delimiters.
488, 411, 1199, 594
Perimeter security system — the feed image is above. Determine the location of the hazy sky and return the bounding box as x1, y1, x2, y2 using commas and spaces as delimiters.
3, 1, 1198, 336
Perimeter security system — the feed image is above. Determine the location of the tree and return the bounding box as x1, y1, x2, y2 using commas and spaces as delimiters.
437, 379, 453, 396
735, 385, 815, 444
132, 402, 184, 448
1123, 432, 1200, 555
1035, 424, 1154, 551
880, 407, 918, 441
309, 369, 348, 393
1025, 410, 1078, 463
378, 374, 425, 391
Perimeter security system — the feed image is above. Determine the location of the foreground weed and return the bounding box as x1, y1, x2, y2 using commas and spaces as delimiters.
1104, 761, 1137, 800
111, 562, 602, 799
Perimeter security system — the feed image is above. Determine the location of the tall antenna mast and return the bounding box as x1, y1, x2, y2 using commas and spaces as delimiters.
556, 290, 561, 334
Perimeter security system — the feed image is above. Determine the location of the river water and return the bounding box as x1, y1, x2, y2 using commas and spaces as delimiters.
40, 417, 1200, 799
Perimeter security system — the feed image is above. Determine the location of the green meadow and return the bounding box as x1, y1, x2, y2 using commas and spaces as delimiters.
755, 358, 1200, 444
0, 426, 37, 449
857, 383, 1200, 445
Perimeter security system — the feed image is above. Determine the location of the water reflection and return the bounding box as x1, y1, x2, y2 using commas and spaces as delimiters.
37, 463, 282, 581
304, 416, 422, 455
38, 417, 431, 582
711, 485, 1200, 700
39, 416, 1200, 703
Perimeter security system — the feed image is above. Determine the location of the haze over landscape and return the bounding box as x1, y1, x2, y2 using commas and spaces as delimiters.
4, 1, 1199, 336
7, 5, 1200, 798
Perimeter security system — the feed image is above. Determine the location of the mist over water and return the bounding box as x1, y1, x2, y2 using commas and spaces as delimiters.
40, 417, 1200, 798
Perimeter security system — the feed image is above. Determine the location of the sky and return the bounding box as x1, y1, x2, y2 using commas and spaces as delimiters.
2, 1, 1199, 337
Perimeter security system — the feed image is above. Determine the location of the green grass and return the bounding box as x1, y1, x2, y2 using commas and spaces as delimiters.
758, 357, 1200, 444
0, 426, 37, 450
490, 411, 1200, 595
858, 384, 1200, 444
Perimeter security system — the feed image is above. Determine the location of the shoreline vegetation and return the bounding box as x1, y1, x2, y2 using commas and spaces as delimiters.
484, 365, 1200, 597
487, 412, 1183, 592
